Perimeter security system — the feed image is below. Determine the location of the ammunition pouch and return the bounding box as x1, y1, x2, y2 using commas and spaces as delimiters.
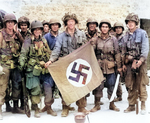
1, 55, 12, 62
33, 65, 42, 76
28, 58, 36, 66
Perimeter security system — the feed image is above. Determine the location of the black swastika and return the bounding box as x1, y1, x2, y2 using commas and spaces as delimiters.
68, 62, 90, 85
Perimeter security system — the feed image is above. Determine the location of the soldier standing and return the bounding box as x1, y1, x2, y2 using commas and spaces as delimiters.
44, 18, 61, 99
90, 19, 122, 112
112, 22, 126, 102
42, 20, 50, 36
85, 18, 100, 41
123, 13, 149, 115
18, 16, 31, 110
45, 13, 88, 117
85, 18, 104, 109
0, 13, 24, 119
40, 18, 61, 113
19, 20, 56, 118
18, 16, 31, 40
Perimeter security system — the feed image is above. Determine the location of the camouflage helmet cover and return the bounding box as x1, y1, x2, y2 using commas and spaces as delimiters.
62, 13, 78, 26
86, 18, 98, 27
18, 16, 30, 28
125, 13, 139, 25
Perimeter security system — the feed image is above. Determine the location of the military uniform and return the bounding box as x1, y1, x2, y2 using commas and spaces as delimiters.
18, 16, 31, 40
50, 25, 87, 116
113, 22, 126, 102
0, 13, 25, 119
123, 13, 149, 114
19, 20, 56, 117
91, 19, 121, 112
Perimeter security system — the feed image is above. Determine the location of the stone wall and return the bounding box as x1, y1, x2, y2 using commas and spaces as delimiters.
0, 0, 150, 30
0, 0, 150, 69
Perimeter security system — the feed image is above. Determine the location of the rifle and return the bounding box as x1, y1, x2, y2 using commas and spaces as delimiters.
21, 72, 31, 118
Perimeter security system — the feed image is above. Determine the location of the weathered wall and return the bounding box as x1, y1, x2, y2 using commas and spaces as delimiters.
0, 0, 150, 68
0, 0, 150, 29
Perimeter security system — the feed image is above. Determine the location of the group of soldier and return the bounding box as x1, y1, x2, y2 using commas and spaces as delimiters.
0, 11, 149, 120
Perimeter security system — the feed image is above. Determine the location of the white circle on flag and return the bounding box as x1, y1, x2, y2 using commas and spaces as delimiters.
66, 59, 92, 87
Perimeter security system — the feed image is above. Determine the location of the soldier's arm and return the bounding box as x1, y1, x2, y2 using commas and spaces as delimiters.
16, 31, 24, 44
82, 31, 87, 44
49, 34, 63, 62
113, 37, 121, 69
139, 31, 149, 63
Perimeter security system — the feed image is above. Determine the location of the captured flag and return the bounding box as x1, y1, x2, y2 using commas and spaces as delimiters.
48, 42, 104, 105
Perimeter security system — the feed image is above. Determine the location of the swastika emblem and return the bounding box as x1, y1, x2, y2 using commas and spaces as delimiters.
66, 59, 92, 87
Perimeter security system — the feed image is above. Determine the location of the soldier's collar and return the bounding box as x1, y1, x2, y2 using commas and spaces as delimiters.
31, 34, 42, 42
65, 28, 77, 36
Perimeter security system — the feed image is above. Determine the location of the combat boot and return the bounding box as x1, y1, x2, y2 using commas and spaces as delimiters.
5, 102, 13, 112
0, 105, 2, 120
141, 101, 146, 115
33, 104, 40, 118
90, 97, 101, 112
109, 101, 120, 112
113, 96, 122, 102
47, 106, 57, 116
20, 99, 24, 110
61, 105, 69, 117
124, 105, 135, 113
40, 105, 47, 112
12, 100, 25, 114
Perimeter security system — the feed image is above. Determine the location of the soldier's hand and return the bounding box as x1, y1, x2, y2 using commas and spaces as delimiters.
122, 65, 127, 72
14, 24, 19, 33
44, 61, 52, 68
136, 60, 142, 68
117, 68, 123, 76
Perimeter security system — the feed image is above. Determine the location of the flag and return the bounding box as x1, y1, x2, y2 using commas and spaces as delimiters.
48, 42, 104, 105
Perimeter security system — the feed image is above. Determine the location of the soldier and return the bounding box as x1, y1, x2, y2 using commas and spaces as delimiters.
42, 20, 50, 36
85, 18, 104, 107
123, 13, 149, 115
45, 13, 88, 117
0, 10, 13, 113
0, 13, 25, 119
18, 16, 31, 110
112, 22, 126, 102
85, 18, 100, 41
18, 16, 31, 40
90, 19, 122, 112
44, 18, 61, 50
44, 18, 61, 99
19, 20, 56, 118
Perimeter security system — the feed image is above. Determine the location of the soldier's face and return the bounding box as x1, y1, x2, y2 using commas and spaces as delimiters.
20, 23, 28, 32
127, 21, 136, 30
43, 24, 49, 33
88, 23, 97, 31
6, 20, 15, 29
67, 19, 76, 30
115, 27, 123, 35
100, 24, 109, 34
33, 28, 42, 38
51, 23, 59, 32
